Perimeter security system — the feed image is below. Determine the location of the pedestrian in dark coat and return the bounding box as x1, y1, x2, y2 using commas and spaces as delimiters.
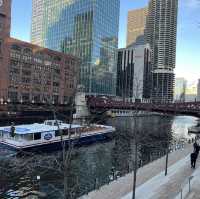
191, 152, 198, 169
195, 146, 200, 156
193, 141, 200, 156
193, 141, 198, 151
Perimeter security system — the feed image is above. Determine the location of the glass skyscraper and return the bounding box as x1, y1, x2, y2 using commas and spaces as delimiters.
31, 0, 120, 95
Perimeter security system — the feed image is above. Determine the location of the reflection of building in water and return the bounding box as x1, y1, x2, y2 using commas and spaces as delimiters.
112, 116, 174, 167
31, 0, 120, 96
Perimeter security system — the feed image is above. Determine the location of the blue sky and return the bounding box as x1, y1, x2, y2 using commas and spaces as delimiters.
11, 0, 200, 83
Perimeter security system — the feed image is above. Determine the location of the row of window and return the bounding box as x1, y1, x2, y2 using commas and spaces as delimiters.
11, 44, 77, 65
8, 92, 72, 103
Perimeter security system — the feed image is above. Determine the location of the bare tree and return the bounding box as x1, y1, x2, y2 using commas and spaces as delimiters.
129, 74, 175, 199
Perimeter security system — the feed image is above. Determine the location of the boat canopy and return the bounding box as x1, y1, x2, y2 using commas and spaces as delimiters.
0, 123, 82, 135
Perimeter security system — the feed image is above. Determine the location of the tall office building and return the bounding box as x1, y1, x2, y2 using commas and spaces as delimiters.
31, 0, 44, 46
0, 0, 11, 100
197, 79, 200, 101
145, 0, 178, 102
116, 44, 151, 102
174, 78, 187, 102
31, 0, 120, 96
127, 7, 148, 47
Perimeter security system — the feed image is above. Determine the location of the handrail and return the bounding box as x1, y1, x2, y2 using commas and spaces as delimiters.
180, 175, 194, 199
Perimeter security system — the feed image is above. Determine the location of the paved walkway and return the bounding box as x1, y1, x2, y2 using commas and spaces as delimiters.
175, 160, 200, 199
80, 144, 198, 199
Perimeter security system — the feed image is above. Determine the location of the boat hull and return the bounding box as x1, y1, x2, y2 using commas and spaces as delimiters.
0, 131, 114, 153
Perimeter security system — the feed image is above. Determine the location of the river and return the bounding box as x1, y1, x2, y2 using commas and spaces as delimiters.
0, 115, 198, 199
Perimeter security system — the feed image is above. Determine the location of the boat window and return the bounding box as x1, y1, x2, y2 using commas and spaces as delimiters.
34, 133, 41, 140
55, 130, 61, 137
24, 134, 34, 141
63, 129, 68, 136
55, 129, 68, 137
69, 129, 75, 135
47, 122, 52, 126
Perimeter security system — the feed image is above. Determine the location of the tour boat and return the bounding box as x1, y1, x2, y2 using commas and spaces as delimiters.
188, 126, 200, 134
0, 120, 115, 152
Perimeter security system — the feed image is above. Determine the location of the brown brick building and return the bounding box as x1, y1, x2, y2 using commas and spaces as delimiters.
0, 0, 79, 104
126, 7, 148, 47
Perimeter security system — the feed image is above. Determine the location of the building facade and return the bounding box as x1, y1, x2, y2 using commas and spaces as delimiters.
31, 0, 44, 46
0, 0, 11, 101
197, 79, 200, 101
116, 44, 151, 102
31, 0, 120, 96
174, 77, 187, 102
0, 0, 79, 104
145, 0, 178, 102
127, 7, 148, 47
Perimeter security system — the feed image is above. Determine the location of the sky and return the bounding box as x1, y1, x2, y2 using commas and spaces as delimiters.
11, 0, 200, 85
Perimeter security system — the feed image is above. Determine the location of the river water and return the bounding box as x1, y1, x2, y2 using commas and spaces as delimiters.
0, 115, 198, 199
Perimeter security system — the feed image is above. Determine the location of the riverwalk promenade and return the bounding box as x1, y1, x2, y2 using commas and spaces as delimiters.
80, 143, 200, 199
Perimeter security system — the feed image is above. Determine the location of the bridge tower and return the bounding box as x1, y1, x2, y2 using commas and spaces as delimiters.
73, 85, 90, 124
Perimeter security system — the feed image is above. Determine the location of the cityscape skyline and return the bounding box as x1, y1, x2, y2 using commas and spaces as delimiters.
11, 0, 200, 84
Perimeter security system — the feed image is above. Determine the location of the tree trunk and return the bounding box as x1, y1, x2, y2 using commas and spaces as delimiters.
132, 142, 138, 199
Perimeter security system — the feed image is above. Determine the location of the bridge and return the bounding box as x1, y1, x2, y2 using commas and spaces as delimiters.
1, 97, 200, 122
87, 96, 200, 117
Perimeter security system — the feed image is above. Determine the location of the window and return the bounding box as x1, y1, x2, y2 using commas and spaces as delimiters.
54, 56, 61, 62
55, 129, 68, 137
55, 130, 60, 137
23, 48, 32, 55
0, 22, 3, 32
22, 93, 30, 102
34, 133, 41, 140
0, 40, 2, 54
22, 70, 31, 76
11, 44, 21, 52
8, 91, 18, 102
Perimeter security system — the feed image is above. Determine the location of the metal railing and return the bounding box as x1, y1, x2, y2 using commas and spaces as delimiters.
180, 176, 194, 199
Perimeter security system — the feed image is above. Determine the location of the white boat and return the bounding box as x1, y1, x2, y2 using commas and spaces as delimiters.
0, 120, 115, 152
188, 126, 200, 134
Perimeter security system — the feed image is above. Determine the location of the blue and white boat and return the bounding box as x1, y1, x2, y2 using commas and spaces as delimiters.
0, 120, 115, 152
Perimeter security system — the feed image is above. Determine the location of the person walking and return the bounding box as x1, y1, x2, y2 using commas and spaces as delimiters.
193, 140, 198, 150
193, 140, 200, 156
191, 152, 198, 169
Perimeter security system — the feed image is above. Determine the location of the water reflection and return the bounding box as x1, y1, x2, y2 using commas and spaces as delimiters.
0, 115, 198, 198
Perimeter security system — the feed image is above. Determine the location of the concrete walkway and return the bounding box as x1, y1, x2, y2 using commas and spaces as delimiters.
80, 144, 198, 199
175, 160, 200, 199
